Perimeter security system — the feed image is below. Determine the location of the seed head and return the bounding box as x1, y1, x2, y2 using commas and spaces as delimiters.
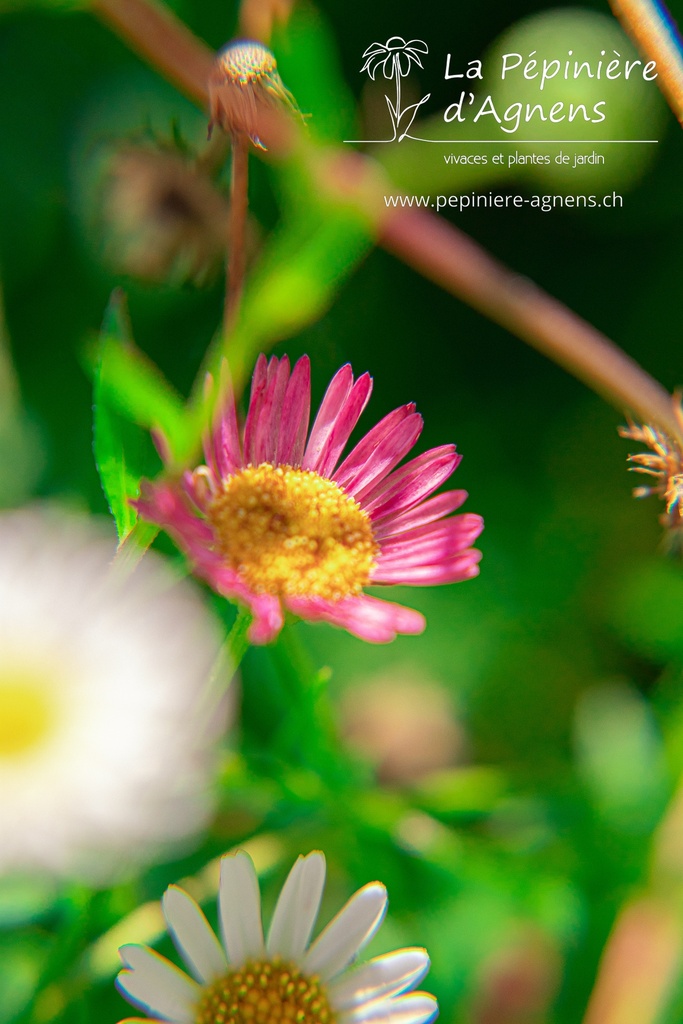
208, 39, 305, 149
619, 396, 683, 539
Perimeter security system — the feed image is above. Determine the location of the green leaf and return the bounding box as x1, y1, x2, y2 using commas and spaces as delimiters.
89, 290, 193, 464
93, 292, 167, 543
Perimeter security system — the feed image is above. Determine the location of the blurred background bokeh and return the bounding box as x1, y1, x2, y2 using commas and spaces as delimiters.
2, 0, 683, 1021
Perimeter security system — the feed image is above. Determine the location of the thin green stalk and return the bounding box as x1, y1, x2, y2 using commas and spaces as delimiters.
198, 606, 252, 727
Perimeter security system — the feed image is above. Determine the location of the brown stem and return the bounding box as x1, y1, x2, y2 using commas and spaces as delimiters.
225, 134, 250, 334
609, 0, 683, 127
91, 0, 683, 445
92, 0, 212, 107
378, 205, 683, 443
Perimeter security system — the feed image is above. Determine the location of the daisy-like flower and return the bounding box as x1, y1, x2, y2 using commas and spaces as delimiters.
619, 400, 683, 531
0, 508, 226, 881
136, 355, 483, 645
208, 39, 305, 149
361, 38, 429, 81
116, 849, 438, 1024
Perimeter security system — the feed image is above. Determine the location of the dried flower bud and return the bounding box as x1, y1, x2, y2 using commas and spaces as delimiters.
208, 39, 305, 149
619, 397, 683, 538
101, 145, 229, 285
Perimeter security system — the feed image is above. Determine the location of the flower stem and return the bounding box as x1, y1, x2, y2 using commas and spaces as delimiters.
394, 58, 402, 127
225, 133, 250, 335
91, 0, 211, 106
197, 606, 251, 727
378, 204, 683, 444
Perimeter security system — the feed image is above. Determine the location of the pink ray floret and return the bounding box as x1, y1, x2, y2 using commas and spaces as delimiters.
135, 355, 483, 644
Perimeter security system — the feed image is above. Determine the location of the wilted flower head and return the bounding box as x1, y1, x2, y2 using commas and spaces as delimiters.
136, 354, 483, 645
361, 37, 428, 80
101, 144, 229, 285
0, 508, 227, 881
116, 848, 438, 1024
619, 400, 683, 534
208, 39, 305, 148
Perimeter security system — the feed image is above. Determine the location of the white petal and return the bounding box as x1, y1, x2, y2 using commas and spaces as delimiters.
116, 944, 199, 1023
343, 993, 438, 1024
162, 884, 227, 984
267, 851, 326, 961
330, 949, 430, 1010
303, 882, 388, 982
218, 850, 265, 967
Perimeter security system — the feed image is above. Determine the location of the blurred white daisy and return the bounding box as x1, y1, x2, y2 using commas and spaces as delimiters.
116, 849, 438, 1024
0, 508, 227, 881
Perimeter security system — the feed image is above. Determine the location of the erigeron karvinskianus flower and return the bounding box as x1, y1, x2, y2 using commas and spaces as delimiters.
136, 355, 483, 645
208, 40, 305, 149
619, 400, 683, 533
0, 508, 226, 881
116, 849, 438, 1024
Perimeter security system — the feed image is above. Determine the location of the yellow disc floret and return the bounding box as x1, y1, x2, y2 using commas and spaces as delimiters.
207, 464, 378, 600
216, 42, 278, 86
195, 959, 335, 1024
0, 669, 60, 760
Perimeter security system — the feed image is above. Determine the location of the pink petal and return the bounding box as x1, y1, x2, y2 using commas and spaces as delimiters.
365, 446, 461, 521
150, 427, 172, 465
314, 372, 373, 479
333, 404, 416, 492
371, 551, 482, 585
182, 469, 216, 514
246, 594, 284, 644
345, 412, 424, 501
253, 356, 291, 465
276, 355, 311, 467
373, 489, 469, 540
242, 354, 269, 465
378, 514, 485, 563
285, 594, 425, 643
134, 481, 215, 551
211, 363, 243, 478
302, 364, 354, 472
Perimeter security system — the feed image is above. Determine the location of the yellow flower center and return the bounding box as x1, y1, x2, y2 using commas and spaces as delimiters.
207, 464, 378, 601
217, 42, 278, 86
195, 960, 335, 1024
0, 669, 60, 760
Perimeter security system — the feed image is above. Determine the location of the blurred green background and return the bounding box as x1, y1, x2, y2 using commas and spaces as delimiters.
3, 0, 683, 1021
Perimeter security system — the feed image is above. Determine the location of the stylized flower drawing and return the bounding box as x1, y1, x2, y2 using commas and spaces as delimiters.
360, 37, 430, 141
361, 37, 428, 81
136, 355, 483, 646
115, 849, 438, 1024
0, 508, 226, 881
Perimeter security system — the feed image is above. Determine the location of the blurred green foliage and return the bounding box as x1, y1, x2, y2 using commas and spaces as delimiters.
2, 0, 683, 1022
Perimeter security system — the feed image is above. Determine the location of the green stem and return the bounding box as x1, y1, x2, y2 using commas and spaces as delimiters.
197, 606, 252, 728
269, 625, 347, 786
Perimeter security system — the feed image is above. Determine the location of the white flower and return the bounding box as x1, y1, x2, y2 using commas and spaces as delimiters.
116, 849, 438, 1024
0, 508, 227, 881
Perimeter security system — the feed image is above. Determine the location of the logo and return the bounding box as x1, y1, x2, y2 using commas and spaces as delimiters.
360, 37, 431, 142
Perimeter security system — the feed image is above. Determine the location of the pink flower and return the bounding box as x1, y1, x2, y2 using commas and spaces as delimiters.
136, 355, 483, 645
